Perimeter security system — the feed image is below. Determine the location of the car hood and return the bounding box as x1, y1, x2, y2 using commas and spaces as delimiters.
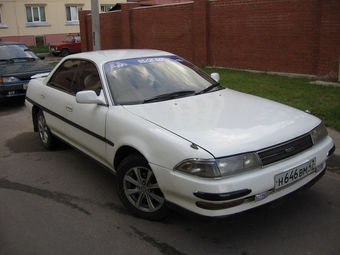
0, 60, 53, 78
50, 42, 76, 47
123, 89, 321, 157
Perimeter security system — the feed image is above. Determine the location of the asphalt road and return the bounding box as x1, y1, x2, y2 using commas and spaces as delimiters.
1, 99, 340, 255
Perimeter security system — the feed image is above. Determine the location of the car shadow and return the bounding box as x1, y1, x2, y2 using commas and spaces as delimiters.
0, 97, 26, 117
5, 131, 72, 153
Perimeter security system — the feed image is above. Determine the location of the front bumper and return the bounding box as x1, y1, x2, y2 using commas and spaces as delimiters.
0, 82, 28, 99
151, 136, 334, 218
166, 166, 327, 221
49, 48, 60, 54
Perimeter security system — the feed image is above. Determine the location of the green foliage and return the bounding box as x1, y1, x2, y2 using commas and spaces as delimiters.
49, 62, 59, 67
29, 46, 49, 53
203, 67, 340, 131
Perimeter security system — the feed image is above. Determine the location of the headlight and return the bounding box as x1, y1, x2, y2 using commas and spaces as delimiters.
174, 153, 262, 178
0, 77, 20, 83
216, 153, 262, 177
311, 123, 328, 144
174, 159, 220, 178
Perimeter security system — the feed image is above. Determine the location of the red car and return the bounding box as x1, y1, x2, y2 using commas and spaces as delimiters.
49, 34, 81, 57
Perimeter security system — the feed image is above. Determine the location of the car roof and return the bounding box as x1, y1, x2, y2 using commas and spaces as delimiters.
63, 49, 175, 64
0, 42, 28, 46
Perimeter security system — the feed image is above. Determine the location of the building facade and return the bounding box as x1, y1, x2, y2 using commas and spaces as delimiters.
0, 0, 125, 46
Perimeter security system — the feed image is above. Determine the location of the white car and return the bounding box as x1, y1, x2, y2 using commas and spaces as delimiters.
25, 49, 335, 220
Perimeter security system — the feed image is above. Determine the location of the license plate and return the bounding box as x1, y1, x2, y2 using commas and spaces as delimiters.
23, 84, 28, 90
274, 158, 316, 190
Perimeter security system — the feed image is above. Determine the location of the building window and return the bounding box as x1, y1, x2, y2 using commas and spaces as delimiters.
101, 4, 120, 12
25, 5, 50, 27
101, 6, 113, 12
66, 6, 82, 25
26, 6, 46, 22
0, 5, 7, 28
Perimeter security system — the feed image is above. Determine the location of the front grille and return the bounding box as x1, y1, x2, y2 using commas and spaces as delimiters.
258, 134, 313, 166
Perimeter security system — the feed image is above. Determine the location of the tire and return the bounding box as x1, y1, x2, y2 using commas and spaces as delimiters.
37, 110, 61, 150
116, 154, 170, 220
60, 48, 70, 57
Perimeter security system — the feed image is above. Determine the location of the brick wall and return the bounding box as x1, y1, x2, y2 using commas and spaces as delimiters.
131, 3, 194, 61
79, 0, 340, 80
209, 0, 321, 75
79, 10, 91, 52
100, 11, 123, 50
318, 0, 340, 78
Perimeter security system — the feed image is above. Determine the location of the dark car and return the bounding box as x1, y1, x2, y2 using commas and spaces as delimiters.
49, 34, 81, 57
0, 42, 53, 101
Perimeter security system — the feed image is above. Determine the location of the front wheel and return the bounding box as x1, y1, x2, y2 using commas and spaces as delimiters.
60, 48, 70, 57
37, 110, 60, 150
116, 154, 170, 220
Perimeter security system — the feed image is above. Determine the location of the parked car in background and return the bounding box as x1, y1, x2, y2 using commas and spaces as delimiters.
0, 42, 53, 101
25, 49, 335, 220
49, 34, 81, 57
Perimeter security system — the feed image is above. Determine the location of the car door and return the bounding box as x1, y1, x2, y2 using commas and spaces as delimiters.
63, 60, 109, 164
69, 36, 81, 53
41, 59, 81, 140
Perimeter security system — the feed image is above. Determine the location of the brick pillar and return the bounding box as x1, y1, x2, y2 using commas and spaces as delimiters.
79, 10, 92, 52
317, 0, 340, 80
121, 3, 139, 49
193, 0, 209, 66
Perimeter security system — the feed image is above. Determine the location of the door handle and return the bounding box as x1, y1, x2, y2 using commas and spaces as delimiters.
40, 94, 45, 99
66, 106, 73, 112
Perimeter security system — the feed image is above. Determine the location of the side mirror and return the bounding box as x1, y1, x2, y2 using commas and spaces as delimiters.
211, 73, 220, 82
76, 90, 105, 105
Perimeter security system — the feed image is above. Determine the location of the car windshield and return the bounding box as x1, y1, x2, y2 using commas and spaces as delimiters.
104, 56, 222, 105
63, 35, 78, 42
0, 44, 38, 63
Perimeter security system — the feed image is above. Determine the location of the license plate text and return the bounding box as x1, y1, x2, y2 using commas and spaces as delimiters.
274, 158, 316, 190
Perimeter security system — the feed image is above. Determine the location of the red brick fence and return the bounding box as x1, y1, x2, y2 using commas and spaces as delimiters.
79, 0, 340, 80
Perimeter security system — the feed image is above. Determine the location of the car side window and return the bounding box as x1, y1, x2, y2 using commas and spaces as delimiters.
48, 59, 80, 93
48, 60, 102, 96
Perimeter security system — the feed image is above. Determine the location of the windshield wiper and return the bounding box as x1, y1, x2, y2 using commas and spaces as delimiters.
9, 57, 36, 62
0, 59, 12, 64
143, 90, 195, 103
196, 83, 224, 95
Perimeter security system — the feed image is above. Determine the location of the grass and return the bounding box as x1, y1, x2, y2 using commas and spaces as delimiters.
49, 62, 59, 67
29, 45, 49, 53
202, 67, 340, 131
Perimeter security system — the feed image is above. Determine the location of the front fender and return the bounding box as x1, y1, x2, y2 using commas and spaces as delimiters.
105, 106, 213, 171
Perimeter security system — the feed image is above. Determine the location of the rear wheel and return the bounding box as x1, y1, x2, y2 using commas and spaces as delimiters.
116, 154, 170, 220
37, 110, 60, 150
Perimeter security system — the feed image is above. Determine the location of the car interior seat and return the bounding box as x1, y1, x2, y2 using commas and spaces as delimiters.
84, 73, 102, 95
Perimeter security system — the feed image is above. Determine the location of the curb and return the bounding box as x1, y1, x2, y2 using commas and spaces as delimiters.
326, 128, 340, 175
327, 154, 340, 176
327, 154, 340, 167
